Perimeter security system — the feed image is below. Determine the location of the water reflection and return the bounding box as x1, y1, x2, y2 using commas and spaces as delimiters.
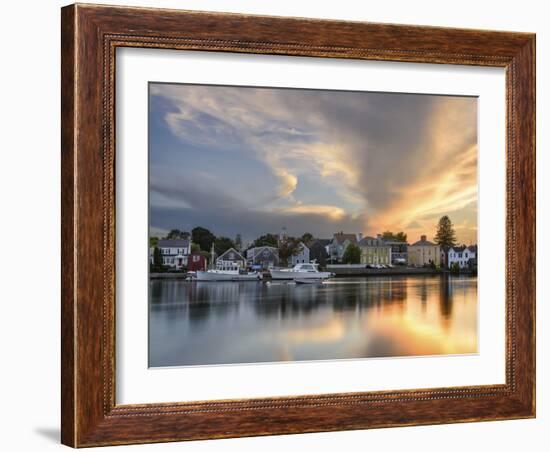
149, 275, 477, 367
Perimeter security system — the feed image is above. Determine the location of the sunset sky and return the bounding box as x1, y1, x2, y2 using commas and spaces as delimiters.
149, 83, 478, 245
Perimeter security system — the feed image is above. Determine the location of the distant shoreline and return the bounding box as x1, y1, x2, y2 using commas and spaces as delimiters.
150, 268, 476, 279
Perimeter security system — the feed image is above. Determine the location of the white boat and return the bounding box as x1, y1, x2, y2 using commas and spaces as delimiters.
269, 263, 334, 280
196, 269, 262, 281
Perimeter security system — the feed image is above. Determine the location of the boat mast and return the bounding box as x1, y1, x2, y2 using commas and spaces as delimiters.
210, 242, 215, 270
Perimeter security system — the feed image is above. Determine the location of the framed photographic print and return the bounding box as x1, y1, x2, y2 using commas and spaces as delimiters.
61, 3, 536, 447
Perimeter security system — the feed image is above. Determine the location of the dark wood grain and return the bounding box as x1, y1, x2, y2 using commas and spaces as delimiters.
61, 3, 536, 447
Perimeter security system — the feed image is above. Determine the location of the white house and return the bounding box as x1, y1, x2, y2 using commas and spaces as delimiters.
447, 245, 477, 269
290, 242, 310, 266
155, 239, 191, 269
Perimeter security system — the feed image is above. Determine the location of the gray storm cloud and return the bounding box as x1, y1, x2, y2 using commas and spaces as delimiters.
149, 83, 477, 242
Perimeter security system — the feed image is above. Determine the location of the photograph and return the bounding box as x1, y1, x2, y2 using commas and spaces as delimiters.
148, 83, 479, 367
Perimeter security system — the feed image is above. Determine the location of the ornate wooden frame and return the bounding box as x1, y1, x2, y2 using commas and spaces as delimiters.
61, 3, 535, 447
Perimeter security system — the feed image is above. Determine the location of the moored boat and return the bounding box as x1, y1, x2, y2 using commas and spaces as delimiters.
269, 263, 334, 280
196, 269, 262, 281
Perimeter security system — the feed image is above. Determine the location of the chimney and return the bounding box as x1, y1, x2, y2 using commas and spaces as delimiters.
421, 235, 427, 241
377, 233, 382, 239
358, 232, 363, 241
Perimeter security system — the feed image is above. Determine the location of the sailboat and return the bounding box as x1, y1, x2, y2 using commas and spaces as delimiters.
196, 243, 262, 281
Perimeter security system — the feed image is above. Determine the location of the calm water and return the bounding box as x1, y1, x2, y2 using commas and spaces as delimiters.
149, 275, 477, 367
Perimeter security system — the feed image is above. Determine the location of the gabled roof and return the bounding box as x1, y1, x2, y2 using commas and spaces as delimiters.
450, 245, 467, 252
247, 246, 279, 258
333, 233, 358, 244
157, 239, 190, 248
305, 239, 331, 248
467, 245, 478, 252
410, 238, 437, 247
217, 247, 245, 261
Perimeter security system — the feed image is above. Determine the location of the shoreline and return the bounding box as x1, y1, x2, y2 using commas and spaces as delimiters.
150, 268, 475, 279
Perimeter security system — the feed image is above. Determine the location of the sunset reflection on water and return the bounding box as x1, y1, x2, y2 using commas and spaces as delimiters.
149, 275, 477, 367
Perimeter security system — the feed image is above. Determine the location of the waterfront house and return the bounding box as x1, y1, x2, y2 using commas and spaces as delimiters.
305, 239, 331, 267
290, 241, 310, 266
408, 235, 440, 267
156, 238, 191, 269
187, 252, 206, 272
216, 247, 246, 270
328, 232, 358, 263
358, 235, 392, 266
246, 246, 280, 269
447, 245, 477, 269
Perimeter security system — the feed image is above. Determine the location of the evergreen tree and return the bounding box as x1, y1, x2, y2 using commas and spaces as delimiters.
235, 234, 242, 251
153, 246, 163, 271
434, 215, 457, 247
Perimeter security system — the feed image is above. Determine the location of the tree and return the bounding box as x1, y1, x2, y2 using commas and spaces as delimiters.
382, 231, 407, 242
253, 233, 279, 248
191, 243, 200, 253
152, 246, 163, 271
215, 236, 235, 255
234, 234, 242, 251
199, 250, 211, 266
342, 243, 361, 264
149, 236, 159, 247
434, 215, 457, 247
394, 231, 407, 242
278, 237, 300, 267
165, 229, 189, 240
191, 227, 216, 252
301, 232, 314, 243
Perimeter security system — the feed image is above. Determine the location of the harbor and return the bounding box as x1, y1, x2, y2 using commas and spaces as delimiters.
149, 274, 478, 367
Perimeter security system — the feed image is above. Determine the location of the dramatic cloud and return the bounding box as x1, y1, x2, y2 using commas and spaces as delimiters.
149, 83, 477, 244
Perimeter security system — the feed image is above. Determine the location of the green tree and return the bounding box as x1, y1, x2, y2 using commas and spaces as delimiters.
382, 231, 407, 242
191, 243, 200, 253
301, 232, 314, 243
199, 250, 211, 266
253, 233, 279, 248
450, 262, 460, 274
342, 243, 361, 264
152, 246, 163, 271
149, 236, 159, 247
235, 233, 242, 251
434, 215, 457, 247
165, 229, 189, 240
192, 227, 216, 252
394, 232, 407, 242
278, 237, 300, 267
215, 236, 235, 255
